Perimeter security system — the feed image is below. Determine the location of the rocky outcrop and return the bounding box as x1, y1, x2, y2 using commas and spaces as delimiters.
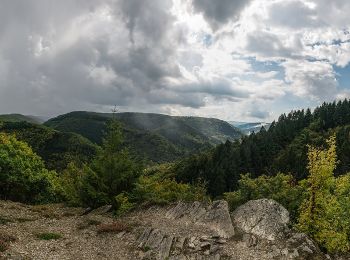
136, 227, 223, 260
232, 198, 289, 241
166, 200, 235, 239
232, 199, 325, 259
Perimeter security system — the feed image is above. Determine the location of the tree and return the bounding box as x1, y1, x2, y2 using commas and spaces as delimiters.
297, 135, 350, 252
95, 120, 141, 195
0, 132, 59, 203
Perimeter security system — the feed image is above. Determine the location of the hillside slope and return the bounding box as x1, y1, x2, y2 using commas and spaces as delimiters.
0, 114, 42, 124
0, 121, 98, 171
44, 111, 242, 163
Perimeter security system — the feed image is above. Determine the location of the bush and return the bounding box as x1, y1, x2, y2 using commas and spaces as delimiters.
0, 132, 60, 203
224, 173, 305, 221
113, 193, 136, 216
36, 232, 62, 240
130, 173, 207, 206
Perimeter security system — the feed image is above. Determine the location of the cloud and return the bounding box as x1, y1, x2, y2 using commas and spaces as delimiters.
0, 0, 350, 122
191, 0, 253, 30
283, 59, 338, 100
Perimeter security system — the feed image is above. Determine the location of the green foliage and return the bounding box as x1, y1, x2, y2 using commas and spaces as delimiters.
224, 173, 305, 221
130, 174, 207, 206
36, 232, 62, 240
44, 111, 242, 164
0, 132, 60, 203
0, 121, 97, 172
113, 193, 136, 216
297, 135, 350, 253
59, 120, 142, 208
90, 120, 141, 205
0, 114, 41, 124
175, 100, 350, 197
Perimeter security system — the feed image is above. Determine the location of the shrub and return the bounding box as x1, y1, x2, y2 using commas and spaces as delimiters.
114, 193, 136, 216
36, 232, 62, 240
131, 174, 207, 206
0, 132, 60, 203
224, 173, 305, 221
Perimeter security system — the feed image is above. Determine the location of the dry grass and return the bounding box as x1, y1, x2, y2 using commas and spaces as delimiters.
97, 221, 130, 234
31, 205, 61, 219
77, 219, 102, 230
0, 233, 17, 252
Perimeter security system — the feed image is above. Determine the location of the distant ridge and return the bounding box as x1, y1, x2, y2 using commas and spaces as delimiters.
0, 114, 44, 124
44, 111, 243, 163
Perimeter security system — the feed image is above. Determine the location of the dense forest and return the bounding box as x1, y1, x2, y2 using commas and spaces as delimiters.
174, 100, 350, 196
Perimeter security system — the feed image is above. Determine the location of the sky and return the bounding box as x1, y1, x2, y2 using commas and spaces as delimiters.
1, 0, 350, 122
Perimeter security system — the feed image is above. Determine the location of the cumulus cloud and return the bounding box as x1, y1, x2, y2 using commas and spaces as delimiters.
191, 0, 253, 30
1, 0, 350, 121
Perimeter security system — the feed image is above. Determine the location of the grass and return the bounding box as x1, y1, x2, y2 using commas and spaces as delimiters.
31, 205, 61, 219
36, 232, 62, 240
77, 219, 102, 230
142, 246, 151, 252
97, 221, 130, 234
0, 216, 14, 225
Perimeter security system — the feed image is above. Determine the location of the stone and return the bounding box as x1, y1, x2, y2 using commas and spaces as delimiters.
200, 242, 211, 250
166, 200, 235, 239
232, 199, 289, 241
145, 229, 164, 249
158, 236, 173, 260
174, 237, 186, 250
137, 227, 153, 248
199, 200, 235, 238
88, 205, 112, 215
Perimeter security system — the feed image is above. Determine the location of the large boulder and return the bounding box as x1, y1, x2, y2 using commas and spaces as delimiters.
232, 199, 289, 241
232, 199, 326, 259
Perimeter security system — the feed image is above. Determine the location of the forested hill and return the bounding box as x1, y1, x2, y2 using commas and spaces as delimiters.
44, 111, 243, 163
0, 114, 42, 124
174, 100, 350, 196
0, 121, 98, 171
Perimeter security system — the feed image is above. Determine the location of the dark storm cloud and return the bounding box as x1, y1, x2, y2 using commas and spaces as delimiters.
0, 0, 252, 117
191, 0, 253, 30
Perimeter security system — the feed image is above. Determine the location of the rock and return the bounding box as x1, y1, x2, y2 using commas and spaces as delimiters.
232, 199, 326, 259
242, 234, 257, 247
199, 200, 235, 238
209, 244, 220, 254
137, 227, 153, 248
88, 205, 113, 215
158, 236, 173, 260
166, 200, 235, 239
200, 242, 211, 250
145, 229, 164, 249
232, 199, 289, 241
174, 237, 186, 250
